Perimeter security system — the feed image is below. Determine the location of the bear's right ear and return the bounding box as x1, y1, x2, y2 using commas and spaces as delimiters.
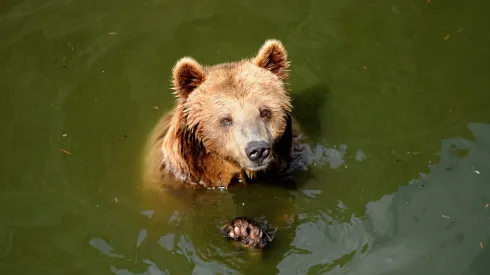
172, 57, 206, 99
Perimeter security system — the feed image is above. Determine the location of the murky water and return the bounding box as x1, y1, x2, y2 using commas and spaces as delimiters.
1, 0, 490, 274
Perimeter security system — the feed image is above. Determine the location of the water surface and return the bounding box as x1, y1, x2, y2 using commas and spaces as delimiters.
1, 0, 489, 274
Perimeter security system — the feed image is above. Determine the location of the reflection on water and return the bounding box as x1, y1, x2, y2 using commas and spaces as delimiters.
278, 123, 490, 275
136, 229, 147, 248
89, 238, 124, 259
111, 259, 169, 275
88, 123, 489, 274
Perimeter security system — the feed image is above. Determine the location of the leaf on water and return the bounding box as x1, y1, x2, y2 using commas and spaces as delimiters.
444, 34, 451, 40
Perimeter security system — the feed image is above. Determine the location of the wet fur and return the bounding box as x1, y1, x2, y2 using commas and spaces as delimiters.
143, 40, 298, 189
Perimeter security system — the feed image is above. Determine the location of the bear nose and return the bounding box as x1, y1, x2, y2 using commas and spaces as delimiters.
245, 141, 271, 163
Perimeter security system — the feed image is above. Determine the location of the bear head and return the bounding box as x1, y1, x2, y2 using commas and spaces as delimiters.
163, 40, 292, 183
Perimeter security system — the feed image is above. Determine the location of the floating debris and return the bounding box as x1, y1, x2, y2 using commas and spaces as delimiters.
480, 242, 484, 250
441, 215, 451, 219
60, 148, 71, 155
444, 34, 451, 40
108, 32, 117, 35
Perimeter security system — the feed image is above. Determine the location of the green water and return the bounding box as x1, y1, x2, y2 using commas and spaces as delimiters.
1, 0, 490, 274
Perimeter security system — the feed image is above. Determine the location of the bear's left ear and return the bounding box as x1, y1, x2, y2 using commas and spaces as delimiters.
253, 39, 289, 81
172, 57, 206, 99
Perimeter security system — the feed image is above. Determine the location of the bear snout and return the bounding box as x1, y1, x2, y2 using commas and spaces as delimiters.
245, 141, 271, 163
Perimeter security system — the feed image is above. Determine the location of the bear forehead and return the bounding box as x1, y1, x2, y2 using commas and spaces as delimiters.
198, 61, 284, 97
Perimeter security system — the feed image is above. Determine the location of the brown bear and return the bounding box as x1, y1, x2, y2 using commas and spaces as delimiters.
144, 39, 298, 190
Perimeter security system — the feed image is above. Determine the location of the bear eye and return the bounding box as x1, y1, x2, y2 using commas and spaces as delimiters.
260, 109, 271, 118
220, 117, 233, 126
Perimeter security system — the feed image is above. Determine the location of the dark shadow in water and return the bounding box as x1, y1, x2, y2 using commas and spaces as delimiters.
291, 83, 331, 141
